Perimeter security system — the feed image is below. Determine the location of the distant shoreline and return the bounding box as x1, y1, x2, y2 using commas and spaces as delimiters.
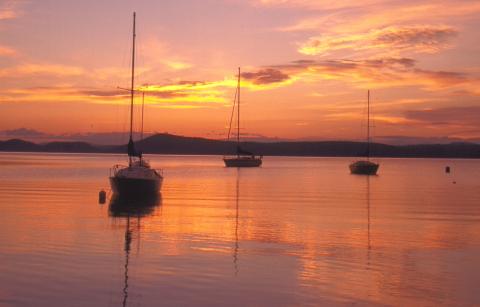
1, 133, 480, 159
2, 151, 480, 161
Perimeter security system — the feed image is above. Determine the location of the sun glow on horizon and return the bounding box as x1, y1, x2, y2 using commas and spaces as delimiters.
0, 0, 479, 142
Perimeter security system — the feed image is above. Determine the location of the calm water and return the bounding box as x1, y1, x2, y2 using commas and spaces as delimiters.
0, 153, 479, 306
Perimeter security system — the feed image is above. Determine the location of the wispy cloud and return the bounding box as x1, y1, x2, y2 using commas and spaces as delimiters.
242, 68, 290, 84
2, 57, 476, 110
299, 25, 457, 56
265, 57, 471, 90
404, 106, 480, 126
0, 45, 16, 57
275, 1, 480, 33
163, 60, 192, 70
0, 0, 23, 20
0, 63, 85, 78
140, 38, 194, 71
252, 0, 380, 10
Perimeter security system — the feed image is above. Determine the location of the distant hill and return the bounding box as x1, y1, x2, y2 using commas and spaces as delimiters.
1, 133, 480, 158
0, 139, 105, 153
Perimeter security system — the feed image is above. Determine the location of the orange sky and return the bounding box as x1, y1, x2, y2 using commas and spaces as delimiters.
0, 0, 479, 143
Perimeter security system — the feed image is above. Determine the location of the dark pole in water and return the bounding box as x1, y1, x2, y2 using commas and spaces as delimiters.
446, 166, 450, 173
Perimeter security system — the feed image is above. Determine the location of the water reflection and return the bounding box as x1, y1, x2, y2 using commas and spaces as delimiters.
2, 153, 480, 306
366, 176, 371, 267
109, 194, 161, 218
108, 195, 161, 307
233, 169, 240, 276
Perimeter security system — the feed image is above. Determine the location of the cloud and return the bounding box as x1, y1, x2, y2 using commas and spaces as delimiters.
0, 127, 48, 139
276, 1, 480, 33
80, 89, 127, 97
1, 57, 476, 111
299, 25, 458, 55
404, 106, 480, 126
0, 45, 16, 57
0, 0, 22, 20
163, 60, 192, 70
0, 82, 228, 108
252, 0, 380, 10
0, 63, 86, 78
241, 68, 290, 84
79, 88, 188, 99
264, 57, 470, 90
140, 38, 194, 71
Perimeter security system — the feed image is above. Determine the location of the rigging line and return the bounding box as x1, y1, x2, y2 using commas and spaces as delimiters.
227, 84, 238, 141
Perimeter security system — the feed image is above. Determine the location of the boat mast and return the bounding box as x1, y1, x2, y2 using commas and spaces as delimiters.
129, 12, 136, 166
237, 67, 241, 157
366, 90, 370, 160
141, 91, 145, 141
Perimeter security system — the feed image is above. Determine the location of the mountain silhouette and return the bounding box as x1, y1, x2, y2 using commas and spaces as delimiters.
1, 133, 480, 158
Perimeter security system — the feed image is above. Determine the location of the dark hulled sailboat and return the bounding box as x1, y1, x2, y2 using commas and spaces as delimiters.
349, 90, 379, 175
109, 12, 163, 198
223, 68, 262, 167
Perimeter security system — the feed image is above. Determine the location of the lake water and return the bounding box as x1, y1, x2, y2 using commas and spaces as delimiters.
0, 153, 479, 306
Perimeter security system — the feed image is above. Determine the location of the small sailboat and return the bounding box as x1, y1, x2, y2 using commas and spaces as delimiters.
223, 67, 263, 167
110, 12, 163, 197
350, 90, 379, 175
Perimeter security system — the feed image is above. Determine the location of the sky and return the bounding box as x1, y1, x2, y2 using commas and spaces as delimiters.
0, 0, 479, 144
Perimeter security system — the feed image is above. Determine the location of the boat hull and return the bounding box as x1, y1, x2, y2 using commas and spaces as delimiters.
224, 157, 262, 167
349, 160, 379, 175
109, 176, 162, 198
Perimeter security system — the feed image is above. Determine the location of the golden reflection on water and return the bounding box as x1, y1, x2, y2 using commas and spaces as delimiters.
108, 195, 161, 307
0, 153, 480, 306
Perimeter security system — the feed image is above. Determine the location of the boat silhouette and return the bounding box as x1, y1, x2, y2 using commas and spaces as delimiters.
109, 12, 163, 197
350, 90, 379, 175
223, 67, 263, 167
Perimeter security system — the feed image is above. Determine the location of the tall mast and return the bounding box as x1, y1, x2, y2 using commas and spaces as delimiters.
129, 13, 136, 141
128, 12, 136, 166
366, 90, 370, 160
141, 91, 145, 141
237, 67, 241, 156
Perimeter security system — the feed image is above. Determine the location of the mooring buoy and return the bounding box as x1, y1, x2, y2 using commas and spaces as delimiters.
99, 190, 106, 204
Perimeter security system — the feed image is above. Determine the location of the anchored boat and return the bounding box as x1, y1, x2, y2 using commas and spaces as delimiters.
349, 90, 379, 175
223, 67, 263, 167
109, 12, 163, 198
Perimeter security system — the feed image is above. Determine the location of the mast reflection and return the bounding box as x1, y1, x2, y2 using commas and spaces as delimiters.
233, 169, 240, 276
366, 176, 371, 266
109, 194, 161, 307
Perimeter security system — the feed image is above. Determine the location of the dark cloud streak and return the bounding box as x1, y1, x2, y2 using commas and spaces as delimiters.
242, 68, 290, 84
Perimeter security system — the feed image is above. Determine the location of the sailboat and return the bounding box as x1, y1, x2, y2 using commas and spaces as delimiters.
349, 90, 379, 175
110, 12, 163, 197
223, 67, 263, 167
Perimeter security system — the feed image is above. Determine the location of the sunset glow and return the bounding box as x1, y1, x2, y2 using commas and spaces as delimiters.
1, 0, 479, 143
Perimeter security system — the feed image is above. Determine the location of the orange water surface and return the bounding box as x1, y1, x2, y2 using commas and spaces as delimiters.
0, 153, 479, 306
